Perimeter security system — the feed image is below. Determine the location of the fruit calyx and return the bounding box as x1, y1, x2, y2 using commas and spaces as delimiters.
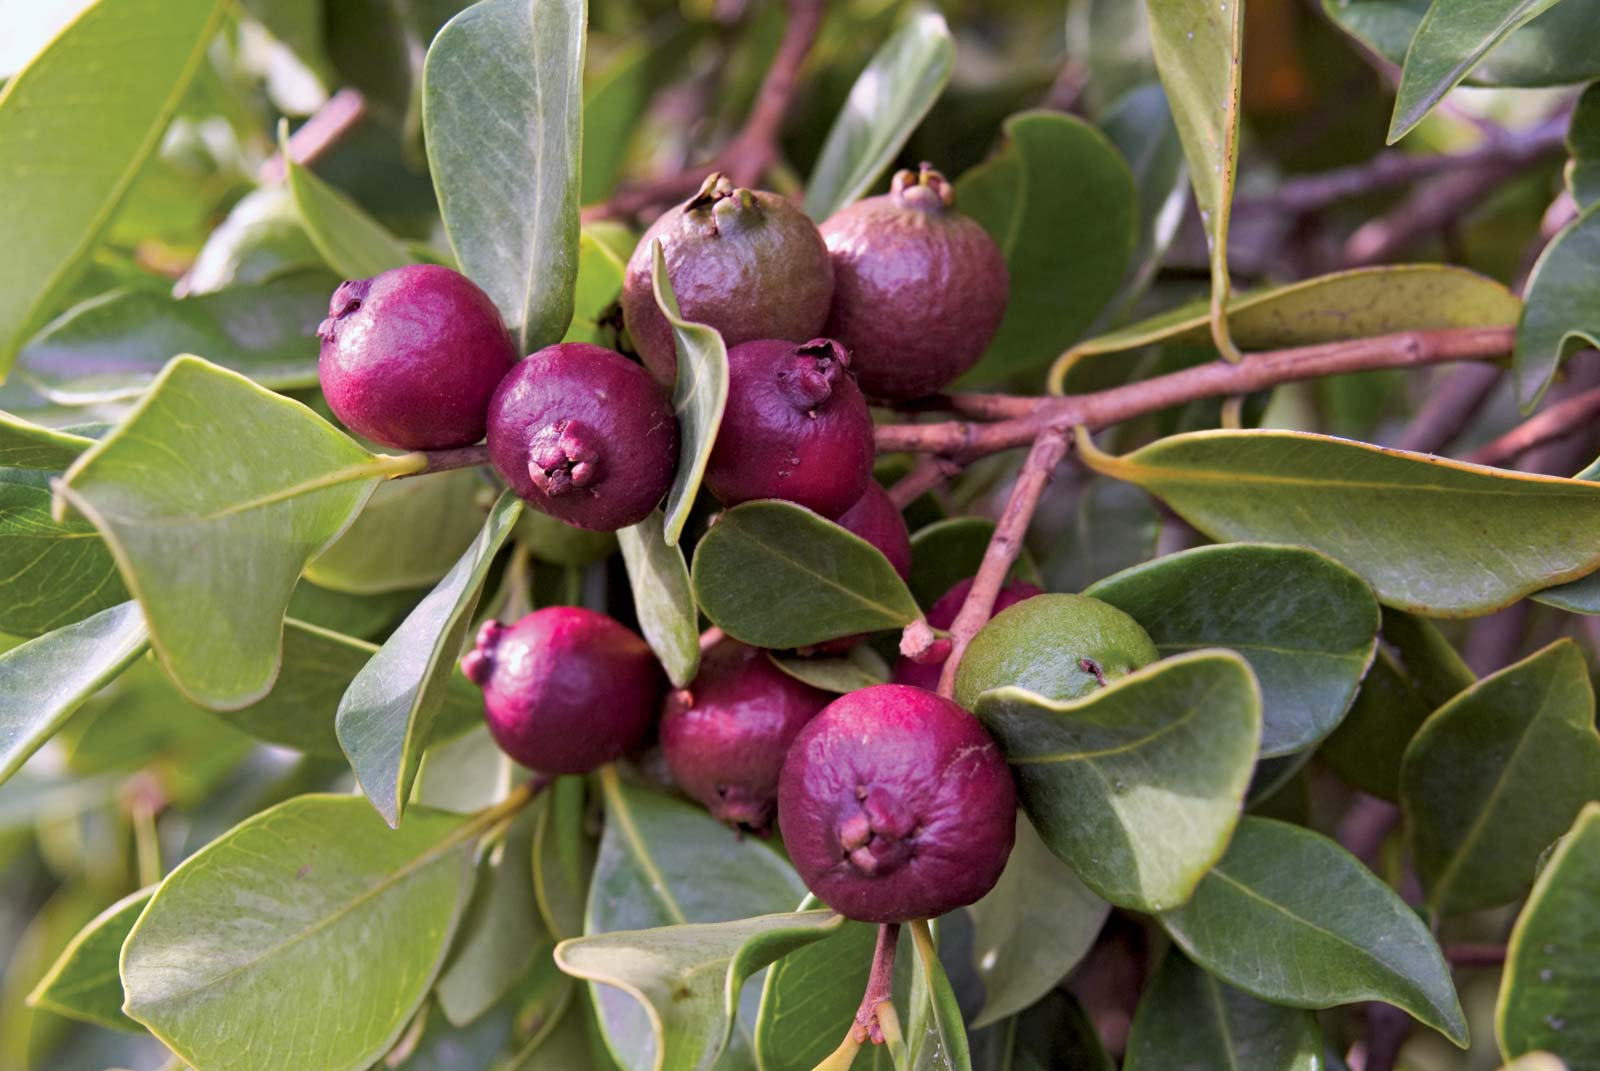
837, 783, 919, 877
316, 279, 370, 344
777, 338, 852, 411
685, 172, 760, 236
460, 619, 506, 686
527, 419, 604, 496
890, 163, 957, 212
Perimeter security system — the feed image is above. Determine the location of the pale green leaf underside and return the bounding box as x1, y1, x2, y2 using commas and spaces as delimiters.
28, 886, 154, 1031
651, 241, 728, 545
618, 510, 701, 688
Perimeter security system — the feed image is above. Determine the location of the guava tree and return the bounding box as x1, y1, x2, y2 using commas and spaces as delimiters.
3, 1, 1600, 1071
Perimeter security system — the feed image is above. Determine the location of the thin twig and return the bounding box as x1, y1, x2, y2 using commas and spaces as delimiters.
1444, 943, 1507, 968
886, 456, 958, 509
1467, 381, 1600, 467
852, 923, 902, 1044
392, 444, 493, 478
935, 426, 1073, 698
257, 88, 368, 184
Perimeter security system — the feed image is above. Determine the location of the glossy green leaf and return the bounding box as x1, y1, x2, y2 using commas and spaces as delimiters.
768, 646, 890, 694
1144, 0, 1244, 359
1389, 0, 1565, 141
955, 111, 1136, 383
533, 776, 593, 942
425, 0, 585, 352
27, 886, 153, 1031
281, 124, 412, 281
803, 7, 954, 221
566, 226, 628, 342
1052, 265, 1520, 387
338, 491, 520, 828
1099, 82, 1188, 317
557, 911, 844, 1071
308, 468, 488, 595
907, 920, 971, 1071
967, 815, 1108, 1029
0, 469, 127, 636
0, 0, 226, 374
121, 794, 480, 1071
17, 271, 335, 404
1040, 476, 1160, 593
1087, 543, 1379, 757
1160, 817, 1467, 1045
1125, 949, 1324, 1071
0, 601, 147, 786
581, 31, 689, 205
618, 510, 700, 689
1515, 200, 1600, 408
1078, 428, 1600, 617
587, 772, 805, 1071
1496, 803, 1600, 1068
907, 516, 1037, 609
0, 411, 93, 470
1401, 640, 1600, 917
970, 990, 1113, 1071
184, 187, 323, 295
975, 650, 1261, 912
691, 501, 920, 649
56, 356, 394, 708
1569, 82, 1600, 209
651, 241, 728, 544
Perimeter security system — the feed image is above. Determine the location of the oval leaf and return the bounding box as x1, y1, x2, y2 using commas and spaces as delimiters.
338, 490, 521, 827
0, 411, 94, 470
1087, 543, 1380, 757
121, 794, 480, 1071
27, 886, 153, 1031
0, 469, 127, 637
55, 356, 392, 709
280, 124, 412, 280
768, 646, 890, 694
308, 467, 488, 595
0, 0, 226, 372
1515, 199, 1600, 408
1569, 82, 1600, 210
1077, 427, 1600, 617
974, 649, 1262, 912
907, 920, 971, 1071
1495, 803, 1600, 1068
618, 510, 700, 688
802, 7, 954, 221
907, 516, 1037, 609
1401, 640, 1600, 918
425, 0, 585, 352
651, 240, 728, 544
691, 500, 920, 649
1159, 817, 1467, 1046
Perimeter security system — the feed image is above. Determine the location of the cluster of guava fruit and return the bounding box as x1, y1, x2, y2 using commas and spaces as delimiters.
316, 167, 1160, 925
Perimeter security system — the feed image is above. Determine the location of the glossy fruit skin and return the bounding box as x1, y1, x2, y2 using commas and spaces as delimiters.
778, 684, 1016, 923
317, 264, 516, 449
661, 642, 831, 832
622, 175, 834, 385
486, 342, 679, 532
893, 577, 1043, 690
819, 166, 1008, 400
704, 338, 873, 519
461, 607, 665, 774
954, 593, 1158, 710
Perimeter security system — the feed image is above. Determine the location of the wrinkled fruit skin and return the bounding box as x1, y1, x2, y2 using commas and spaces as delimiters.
461, 607, 665, 774
778, 684, 1016, 922
807, 480, 913, 655
317, 264, 517, 449
893, 577, 1043, 690
819, 166, 1008, 400
954, 593, 1159, 710
622, 175, 834, 384
704, 338, 874, 519
661, 642, 831, 833
487, 342, 679, 531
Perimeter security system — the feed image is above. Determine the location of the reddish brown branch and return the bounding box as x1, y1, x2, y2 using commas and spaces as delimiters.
1391, 364, 1504, 455
1467, 381, 1600, 467
1444, 943, 1507, 968
258, 88, 368, 184
886, 456, 959, 509
934, 425, 1073, 698
852, 922, 902, 1044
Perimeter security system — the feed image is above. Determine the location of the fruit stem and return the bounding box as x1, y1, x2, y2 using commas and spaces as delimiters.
385, 445, 492, 480
850, 922, 901, 1045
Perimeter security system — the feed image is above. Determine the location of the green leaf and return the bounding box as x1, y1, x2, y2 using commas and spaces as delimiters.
1401, 640, 1600, 918
1496, 803, 1600, 1068
0, 411, 94, 470
1077, 428, 1600, 617
533, 775, 593, 942
1052, 265, 1520, 386
970, 991, 1113, 1071
0, 0, 226, 374
1568, 82, 1600, 210
587, 771, 805, 1071
907, 516, 1037, 609
17, 271, 335, 404
802, 7, 954, 221
1159, 817, 1467, 1046
954, 111, 1136, 384
56, 356, 394, 708
184, 187, 323, 295
1040, 477, 1160, 594
768, 646, 890, 694
556, 911, 844, 1071
691, 501, 921, 649
966, 815, 1108, 1029
338, 491, 520, 827
0, 469, 127, 637
308, 468, 488, 595
281, 123, 413, 281
1143, 0, 1244, 359
0, 601, 147, 785
651, 241, 728, 544
974, 650, 1261, 912
618, 510, 701, 689
121, 794, 481, 1071
1514, 200, 1600, 408
570, 226, 628, 327
27, 886, 153, 1031
1099, 83, 1188, 317
907, 920, 971, 1071
1125, 949, 1324, 1071
581, 31, 690, 205
1389, 0, 1566, 142
425, 0, 586, 352
1087, 543, 1379, 757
